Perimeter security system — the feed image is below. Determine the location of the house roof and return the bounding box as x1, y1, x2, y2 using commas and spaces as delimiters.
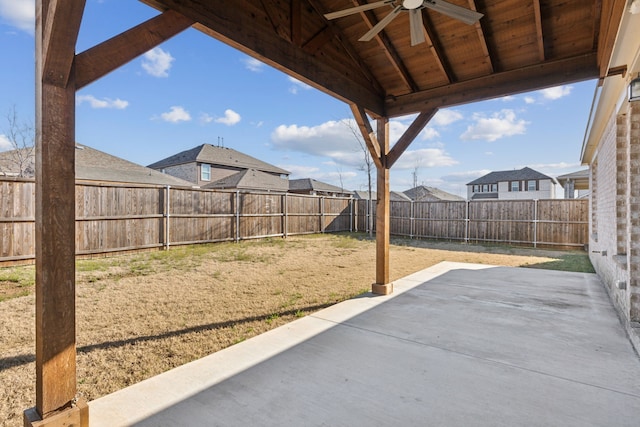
556, 169, 590, 190
403, 185, 464, 201
289, 178, 352, 195
147, 144, 290, 176
353, 191, 411, 202
467, 167, 554, 186
0, 144, 195, 187
203, 168, 289, 192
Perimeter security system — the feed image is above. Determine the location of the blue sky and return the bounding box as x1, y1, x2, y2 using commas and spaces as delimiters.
0, 0, 593, 196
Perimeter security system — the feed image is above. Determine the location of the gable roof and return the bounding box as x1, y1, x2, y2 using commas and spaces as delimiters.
289, 178, 352, 195
203, 168, 289, 192
147, 144, 290, 176
556, 169, 590, 190
0, 144, 195, 187
467, 167, 553, 186
403, 185, 464, 201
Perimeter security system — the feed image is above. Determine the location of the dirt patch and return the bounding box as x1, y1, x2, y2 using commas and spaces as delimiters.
0, 234, 589, 426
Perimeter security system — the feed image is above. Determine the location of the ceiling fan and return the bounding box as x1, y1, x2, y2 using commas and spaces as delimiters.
324, 0, 483, 46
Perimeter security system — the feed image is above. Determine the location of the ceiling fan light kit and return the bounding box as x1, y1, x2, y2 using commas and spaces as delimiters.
324, 0, 483, 46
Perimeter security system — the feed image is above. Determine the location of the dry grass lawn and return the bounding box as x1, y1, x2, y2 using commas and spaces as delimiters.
0, 233, 593, 426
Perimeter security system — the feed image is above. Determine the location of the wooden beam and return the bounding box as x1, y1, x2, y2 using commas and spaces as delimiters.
373, 117, 391, 294
42, 0, 86, 87
422, 12, 455, 83
306, 0, 385, 95
386, 53, 599, 117
597, 0, 627, 78
142, 0, 385, 116
291, 0, 302, 46
75, 9, 194, 90
358, 1, 419, 92
532, 0, 545, 62
350, 104, 383, 169
30, 1, 85, 423
468, 0, 493, 74
387, 108, 438, 168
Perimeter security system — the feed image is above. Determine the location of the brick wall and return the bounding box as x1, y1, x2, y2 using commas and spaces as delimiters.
628, 102, 640, 322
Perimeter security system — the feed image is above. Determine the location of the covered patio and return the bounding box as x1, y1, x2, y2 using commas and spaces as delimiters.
88, 263, 640, 426
30, 0, 636, 425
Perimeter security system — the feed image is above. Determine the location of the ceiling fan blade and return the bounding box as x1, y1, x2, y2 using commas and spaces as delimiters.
359, 5, 403, 42
423, 0, 484, 25
324, 0, 395, 20
409, 9, 425, 46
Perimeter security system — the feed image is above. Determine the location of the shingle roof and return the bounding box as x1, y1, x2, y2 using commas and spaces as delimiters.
403, 185, 464, 201
147, 144, 290, 176
467, 167, 553, 185
289, 178, 352, 195
0, 144, 195, 187
203, 169, 289, 192
353, 191, 412, 202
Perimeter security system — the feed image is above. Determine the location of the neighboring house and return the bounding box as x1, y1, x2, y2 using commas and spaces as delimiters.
0, 144, 194, 187
147, 144, 290, 187
289, 178, 353, 197
353, 190, 411, 202
466, 167, 557, 200
203, 168, 289, 192
581, 6, 640, 349
556, 169, 590, 199
403, 185, 464, 202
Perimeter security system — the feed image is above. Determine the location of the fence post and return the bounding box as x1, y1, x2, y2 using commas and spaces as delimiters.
533, 199, 538, 248
465, 200, 470, 244
320, 196, 325, 233
283, 193, 288, 238
349, 197, 353, 232
164, 185, 171, 250
235, 191, 240, 242
410, 200, 414, 239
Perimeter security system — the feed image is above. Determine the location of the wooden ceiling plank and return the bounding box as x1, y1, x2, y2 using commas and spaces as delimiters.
387, 108, 438, 168
42, 0, 86, 87
386, 53, 599, 116
292, 0, 302, 46
75, 10, 194, 90
350, 104, 383, 169
306, 0, 385, 94
259, 0, 291, 41
532, 0, 545, 61
143, 0, 385, 116
355, 1, 420, 92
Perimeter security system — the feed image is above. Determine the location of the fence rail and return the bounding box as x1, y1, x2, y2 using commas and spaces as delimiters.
0, 179, 588, 264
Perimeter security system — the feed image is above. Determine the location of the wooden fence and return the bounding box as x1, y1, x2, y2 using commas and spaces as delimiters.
0, 179, 588, 264
353, 198, 589, 249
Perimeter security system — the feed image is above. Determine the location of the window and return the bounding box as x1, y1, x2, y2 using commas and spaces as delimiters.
201, 164, 211, 181
491, 184, 498, 192
511, 181, 519, 192
527, 180, 536, 191
482, 184, 489, 192
473, 185, 479, 192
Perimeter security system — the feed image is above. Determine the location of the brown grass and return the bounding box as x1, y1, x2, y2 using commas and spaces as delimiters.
0, 234, 591, 426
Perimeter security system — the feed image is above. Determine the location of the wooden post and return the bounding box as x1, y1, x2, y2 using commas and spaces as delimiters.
25, 1, 88, 425
372, 118, 392, 295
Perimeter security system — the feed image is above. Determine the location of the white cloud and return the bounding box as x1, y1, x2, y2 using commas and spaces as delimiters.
142, 47, 175, 78
0, 134, 13, 151
288, 77, 312, 94
460, 109, 528, 142
243, 57, 264, 72
200, 113, 214, 124
215, 109, 241, 126
540, 85, 573, 100
433, 109, 463, 126
0, 0, 34, 34
524, 96, 535, 104
76, 94, 128, 109
441, 169, 492, 185
420, 127, 440, 140
392, 148, 458, 170
160, 106, 191, 123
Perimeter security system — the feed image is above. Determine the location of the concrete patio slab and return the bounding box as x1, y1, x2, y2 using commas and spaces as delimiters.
89, 262, 640, 426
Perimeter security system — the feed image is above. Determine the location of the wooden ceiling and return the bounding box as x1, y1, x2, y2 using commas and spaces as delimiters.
140, 0, 627, 119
